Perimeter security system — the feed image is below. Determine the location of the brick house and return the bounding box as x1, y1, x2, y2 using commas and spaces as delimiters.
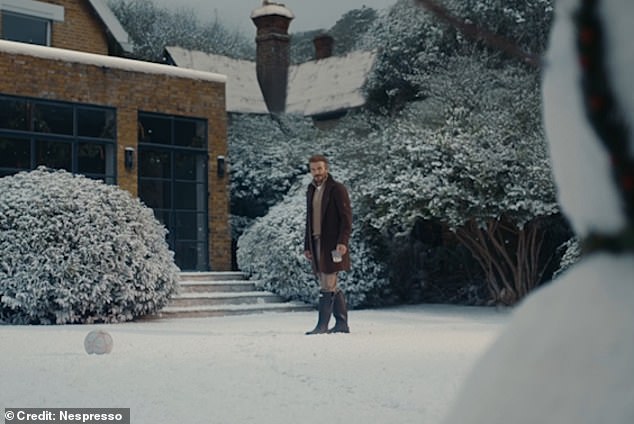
0, 0, 231, 271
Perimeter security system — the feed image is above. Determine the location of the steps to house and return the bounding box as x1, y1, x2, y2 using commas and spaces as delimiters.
146, 272, 313, 319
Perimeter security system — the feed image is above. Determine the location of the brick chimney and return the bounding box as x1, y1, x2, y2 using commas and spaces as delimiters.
313, 33, 334, 60
251, 1, 294, 113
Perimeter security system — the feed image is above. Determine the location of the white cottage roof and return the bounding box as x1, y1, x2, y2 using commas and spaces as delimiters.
165, 46, 268, 114
164, 46, 377, 117
286, 50, 377, 116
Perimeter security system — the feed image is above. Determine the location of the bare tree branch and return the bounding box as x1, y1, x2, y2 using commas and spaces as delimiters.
413, 0, 542, 68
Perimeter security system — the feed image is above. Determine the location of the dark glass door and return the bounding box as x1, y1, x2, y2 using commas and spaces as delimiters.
138, 113, 209, 271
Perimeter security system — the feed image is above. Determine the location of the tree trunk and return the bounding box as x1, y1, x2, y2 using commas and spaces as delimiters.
455, 217, 550, 305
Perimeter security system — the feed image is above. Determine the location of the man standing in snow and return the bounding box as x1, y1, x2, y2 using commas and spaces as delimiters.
304, 155, 352, 335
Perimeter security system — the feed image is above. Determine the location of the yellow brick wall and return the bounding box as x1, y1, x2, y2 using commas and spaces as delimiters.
0, 51, 232, 271
49, 0, 110, 54
0, 1, 110, 54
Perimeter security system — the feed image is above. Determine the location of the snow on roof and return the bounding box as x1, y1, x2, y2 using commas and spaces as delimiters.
165, 46, 268, 114
286, 50, 377, 116
87, 0, 134, 54
250, 3, 295, 20
165, 46, 376, 117
0, 39, 226, 84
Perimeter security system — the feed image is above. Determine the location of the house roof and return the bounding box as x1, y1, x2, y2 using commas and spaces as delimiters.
164, 47, 268, 114
164, 46, 377, 117
286, 50, 377, 116
87, 0, 134, 54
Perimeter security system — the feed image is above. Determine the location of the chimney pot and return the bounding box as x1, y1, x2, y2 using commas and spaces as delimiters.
313, 33, 334, 60
251, 2, 294, 113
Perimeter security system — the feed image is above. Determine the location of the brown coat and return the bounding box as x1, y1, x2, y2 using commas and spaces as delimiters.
304, 174, 352, 274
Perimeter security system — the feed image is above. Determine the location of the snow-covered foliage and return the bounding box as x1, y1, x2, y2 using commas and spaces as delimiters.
237, 175, 388, 308
360, 0, 553, 110
0, 168, 179, 324
108, 0, 253, 61
232, 0, 566, 305
228, 113, 318, 232
360, 58, 558, 232
290, 7, 379, 64
552, 237, 581, 279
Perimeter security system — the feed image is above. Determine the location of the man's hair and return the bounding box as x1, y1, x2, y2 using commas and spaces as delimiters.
308, 154, 329, 166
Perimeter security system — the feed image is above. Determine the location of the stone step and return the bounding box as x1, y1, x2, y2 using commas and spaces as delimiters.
151, 301, 314, 319
146, 271, 312, 319
179, 271, 246, 282
169, 291, 286, 307
178, 280, 256, 293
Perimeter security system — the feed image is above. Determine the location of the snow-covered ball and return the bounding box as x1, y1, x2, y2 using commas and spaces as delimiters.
0, 167, 180, 324
84, 330, 113, 355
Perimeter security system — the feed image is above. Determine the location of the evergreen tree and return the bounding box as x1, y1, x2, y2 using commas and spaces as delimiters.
108, 0, 253, 61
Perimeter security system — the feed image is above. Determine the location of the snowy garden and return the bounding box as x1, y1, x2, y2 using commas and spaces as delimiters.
230, 0, 573, 308
1, 0, 634, 423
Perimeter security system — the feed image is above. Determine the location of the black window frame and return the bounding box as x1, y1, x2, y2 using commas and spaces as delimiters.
138, 111, 209, 271
1, 11, 50, 46
0, 94, 117, 183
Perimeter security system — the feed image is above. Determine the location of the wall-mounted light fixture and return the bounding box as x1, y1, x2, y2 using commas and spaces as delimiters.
124, 147, 135, 170
217, 155, 226, 178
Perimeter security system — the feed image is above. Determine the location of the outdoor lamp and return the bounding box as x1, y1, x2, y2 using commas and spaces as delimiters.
217, 155, 226, 178
124, 147, 135, 170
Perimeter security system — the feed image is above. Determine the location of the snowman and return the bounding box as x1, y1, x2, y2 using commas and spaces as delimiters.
442, 1, 634, 423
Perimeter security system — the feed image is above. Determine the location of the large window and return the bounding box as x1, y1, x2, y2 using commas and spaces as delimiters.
1, 12, 49, 46
138, 112, 209, 271
0, 95, 116, 182
0, 0, 64, 46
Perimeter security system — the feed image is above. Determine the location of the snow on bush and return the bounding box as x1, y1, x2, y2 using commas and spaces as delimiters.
228, 113, 318, 223
552, 237, 581, 279
0, 168, 179, 324
237, 176, 388, 308
230, 0, 566, 305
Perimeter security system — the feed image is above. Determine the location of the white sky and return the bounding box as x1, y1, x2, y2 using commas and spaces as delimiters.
151, 0, 398, 35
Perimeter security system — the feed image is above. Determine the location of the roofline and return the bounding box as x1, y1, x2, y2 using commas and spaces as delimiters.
87, 0, 134, 54
0, 39, 227, 84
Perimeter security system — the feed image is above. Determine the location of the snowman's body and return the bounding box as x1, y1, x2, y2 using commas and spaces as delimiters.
443, 1, 634, 423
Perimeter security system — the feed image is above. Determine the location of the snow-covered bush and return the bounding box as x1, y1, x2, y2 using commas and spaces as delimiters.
552, 237, 581, 279
228, 113, 317, 221
0, 168, 179, 324
360, 0, 553, 112
237, 176, 388, 308
353, 55, 563, 304
108, 0, 253, 61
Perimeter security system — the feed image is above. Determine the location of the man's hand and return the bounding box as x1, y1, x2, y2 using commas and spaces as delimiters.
304, 250, 313, 260
336, 244, 347, 255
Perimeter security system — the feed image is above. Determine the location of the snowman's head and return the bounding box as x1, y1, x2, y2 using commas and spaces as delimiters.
543, 0, 634, 252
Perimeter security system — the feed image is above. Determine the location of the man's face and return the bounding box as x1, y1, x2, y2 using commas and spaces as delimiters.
310, 161, 328, 186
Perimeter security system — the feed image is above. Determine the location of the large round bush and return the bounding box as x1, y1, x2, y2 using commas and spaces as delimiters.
0, 168, 179, 324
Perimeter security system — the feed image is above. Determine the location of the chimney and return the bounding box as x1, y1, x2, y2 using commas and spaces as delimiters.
313, 33, 334, 60
251, 1, 294, 114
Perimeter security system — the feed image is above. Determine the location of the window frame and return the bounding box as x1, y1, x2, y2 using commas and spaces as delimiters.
0, 0, 64, 47
137, 111, 210, 271
1, 11, 51, 46
0, 94, 117, 183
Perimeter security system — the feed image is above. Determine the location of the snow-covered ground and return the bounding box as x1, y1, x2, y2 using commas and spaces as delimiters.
0, 305, 507, 424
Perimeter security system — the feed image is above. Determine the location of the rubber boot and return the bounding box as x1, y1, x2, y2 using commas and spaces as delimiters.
305, 291, 334, 335
328, 289, 350, 333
